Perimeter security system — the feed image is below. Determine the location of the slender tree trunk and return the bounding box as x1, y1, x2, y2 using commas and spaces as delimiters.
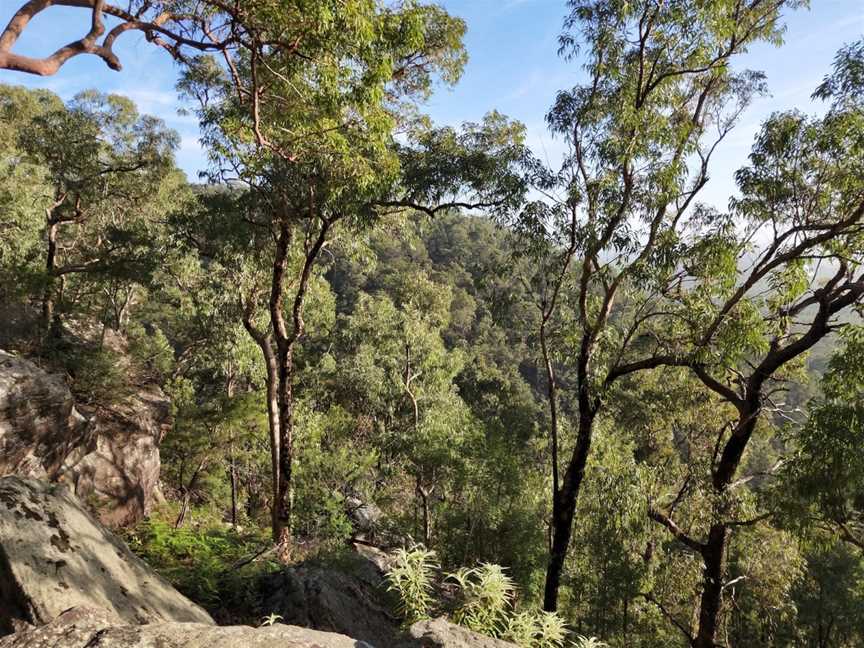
692, 524, 728, 647
416, 478, 431, 545
404, 343, 432, 544
269, 219, 295, 549
544, 409, 595, 611
540, 322, 560, 505
229, 451, 238, 527
273, 346, 295, 546
262, 349, 281, 537
175, 490, 191, 529
42, 219, 59, 332
226, 377, 238, 528
174, 458, 207, 529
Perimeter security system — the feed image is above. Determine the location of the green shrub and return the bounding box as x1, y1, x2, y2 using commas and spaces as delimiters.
503, 610, 568, 648
385, 545, 439, 624
448, 563, 515, 636
385, 550, 599, 648
62, 344, 133, 405
125, 509, 277, 623
127, 322, 174, 384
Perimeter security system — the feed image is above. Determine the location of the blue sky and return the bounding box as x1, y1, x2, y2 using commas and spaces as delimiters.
1, 1, 862, 209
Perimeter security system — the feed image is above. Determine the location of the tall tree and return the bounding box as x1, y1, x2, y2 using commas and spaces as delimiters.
0, 84, 60, 304
20, 90, 179, 334
645, 41, 864, 646
177, 3, 530, 547
508, 0, 802, 612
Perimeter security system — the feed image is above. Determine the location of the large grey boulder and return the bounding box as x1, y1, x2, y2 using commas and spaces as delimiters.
0, 476, 212, 635
0, 608, 519, 648
407, 618, 518, 648
259, 546, 517, 648
346, 496, 383, 538
259, 544, 401, 647
0, 350, 168, 526
0, 607, 375, 648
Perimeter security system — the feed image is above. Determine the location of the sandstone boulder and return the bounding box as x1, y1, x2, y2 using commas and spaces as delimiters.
0, 476, 212, 635
407, 618, 518, 648
0, 607, 375, 648
346, 496, 383, 536
0, 350, 168, 526
259, 544, 400, 647
0, 608, 519, 648
259, 546, 517, 648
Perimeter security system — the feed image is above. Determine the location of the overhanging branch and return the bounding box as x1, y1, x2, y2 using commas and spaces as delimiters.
0, 0, 226, 76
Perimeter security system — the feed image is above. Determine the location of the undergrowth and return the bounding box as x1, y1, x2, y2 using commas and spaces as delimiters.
385, 546, 607, 648
125, 506, 279, 624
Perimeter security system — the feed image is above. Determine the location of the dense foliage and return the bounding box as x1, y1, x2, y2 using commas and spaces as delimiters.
1, 1, 863, 646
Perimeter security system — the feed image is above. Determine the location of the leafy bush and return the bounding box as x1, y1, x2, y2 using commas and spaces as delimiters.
448, 563, 515, 636
127, 322, 174, 384
386, 549, 600, 648
385, 545, 439, 624
503, 610, 568, 648
63, 344, 133, 405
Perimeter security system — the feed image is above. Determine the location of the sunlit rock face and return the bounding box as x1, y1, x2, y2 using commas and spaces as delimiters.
0, 350, 168, 526
0, 476, 214, 636
0, 606, 374, 648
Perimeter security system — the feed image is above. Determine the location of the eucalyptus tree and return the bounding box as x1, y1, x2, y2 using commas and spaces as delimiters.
507, 0, 804, 613
0, 84, 60, 303
783, 326, 864, 552
176, 2, 530, 547
23, 91, 179, 334
642, 44, 864, 645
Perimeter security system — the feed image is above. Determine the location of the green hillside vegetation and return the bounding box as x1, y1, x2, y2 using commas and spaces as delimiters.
1, 2, 863, 647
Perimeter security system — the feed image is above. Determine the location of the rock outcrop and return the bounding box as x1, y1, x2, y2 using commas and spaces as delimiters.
0, 607, 374, 648
259, 546, 519, 648
0, 607, 518, 648
408, 618, 518, 648
0, 476, 212, 635
0, 350, 168, 526
259, 544, 401, 647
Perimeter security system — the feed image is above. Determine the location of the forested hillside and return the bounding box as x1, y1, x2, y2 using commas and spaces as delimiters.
0, 2, 863, 648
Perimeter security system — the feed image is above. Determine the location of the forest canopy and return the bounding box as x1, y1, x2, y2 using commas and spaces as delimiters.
1, 1, 863, 647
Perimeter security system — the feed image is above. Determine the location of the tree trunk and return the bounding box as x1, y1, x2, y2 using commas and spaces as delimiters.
692, 524, 728, 647
417, 479, 432, 545
262, 348, 281, 538
543, 410, 595, 611
266, 219, 301, 549
273, 346, 294, 547
42, 219, 59, 332
243, 214, 331, 549
540, 321, 560, 513
229, 452, 238, 527
174, 458, 207, 529
174, 490, 191, 529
